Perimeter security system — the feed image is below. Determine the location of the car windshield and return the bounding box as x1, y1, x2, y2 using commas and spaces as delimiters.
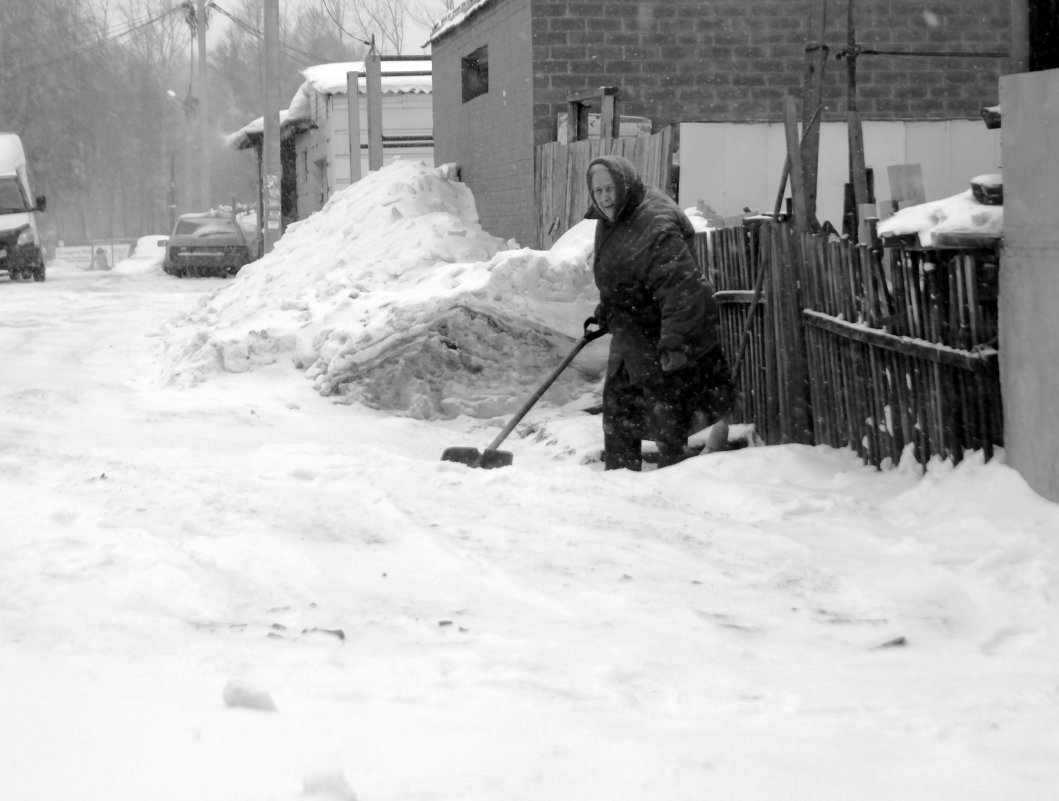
0, 176, 31, 214
174, 218, 240, 238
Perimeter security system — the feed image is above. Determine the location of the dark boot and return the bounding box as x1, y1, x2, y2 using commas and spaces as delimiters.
655, 443, 689, 468
603, 431, 642, 471
602, 365, 646, 471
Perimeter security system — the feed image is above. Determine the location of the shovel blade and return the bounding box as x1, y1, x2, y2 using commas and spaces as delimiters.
440, 447, 514, 469
441, 446, 483, 466
478, 449, 513, 469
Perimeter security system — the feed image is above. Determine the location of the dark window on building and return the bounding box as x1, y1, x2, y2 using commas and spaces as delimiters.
461, 46, 488, 102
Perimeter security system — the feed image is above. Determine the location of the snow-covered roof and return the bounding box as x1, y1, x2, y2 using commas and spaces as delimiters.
287, 60, 431, 127
300, 61, 432, 97
227, 60, 432, 151
428, 0, 498, 44
225, 109, 296, 151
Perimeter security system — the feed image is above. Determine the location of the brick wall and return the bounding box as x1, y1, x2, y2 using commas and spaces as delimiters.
432, 0, 1010, 245
432, 0, 537, 246
530, 0, 1012, 145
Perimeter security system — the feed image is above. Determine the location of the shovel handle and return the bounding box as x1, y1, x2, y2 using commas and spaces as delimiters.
484, 330, 604, 453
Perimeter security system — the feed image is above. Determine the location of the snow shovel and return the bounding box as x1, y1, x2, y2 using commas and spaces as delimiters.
442, 327, 606, 468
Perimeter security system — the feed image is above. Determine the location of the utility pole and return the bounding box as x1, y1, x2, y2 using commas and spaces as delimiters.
197, 0, 210, 211
845, 0, 871, 241
262, 0, 283, 252
800, 0, 828, 230
168, 152, 177, 231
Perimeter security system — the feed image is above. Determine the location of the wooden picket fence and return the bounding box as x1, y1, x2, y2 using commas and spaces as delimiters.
535, 126, 674, 249
696, 222, 1003, 468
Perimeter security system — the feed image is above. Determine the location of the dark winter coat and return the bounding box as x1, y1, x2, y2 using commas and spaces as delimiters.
586, 155, 720, 385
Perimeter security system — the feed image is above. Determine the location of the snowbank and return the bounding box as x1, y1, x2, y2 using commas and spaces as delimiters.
161, 161, 602, 420
112, 235, 169, 275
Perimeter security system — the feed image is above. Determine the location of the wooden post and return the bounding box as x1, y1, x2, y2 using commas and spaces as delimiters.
566, 98, 587, 143
365, 51, 383, 171
261, 0, 282, 251
846, 0, 871, 238
197, 0, 210, 210
772, 103, 821, 220
801, 0, 828, 228
783, 95, 809, 233
346, 70, 362, 183
599, 86, 620, 139
566, 87, 619, 142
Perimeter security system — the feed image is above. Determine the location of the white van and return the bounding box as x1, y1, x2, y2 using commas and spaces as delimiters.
0, 133, 47, 281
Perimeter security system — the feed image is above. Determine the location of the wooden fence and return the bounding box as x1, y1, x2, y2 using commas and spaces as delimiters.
697, 222, 1002, 468
535, 126, 674, 249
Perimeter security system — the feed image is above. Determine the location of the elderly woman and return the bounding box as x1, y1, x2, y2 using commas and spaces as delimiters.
584, 155, 733, 470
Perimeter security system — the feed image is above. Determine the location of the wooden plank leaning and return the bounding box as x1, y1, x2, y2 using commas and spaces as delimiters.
729, 100, 821, 378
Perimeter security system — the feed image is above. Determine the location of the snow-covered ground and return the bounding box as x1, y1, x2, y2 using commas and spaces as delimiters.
1, 162, 1057, 801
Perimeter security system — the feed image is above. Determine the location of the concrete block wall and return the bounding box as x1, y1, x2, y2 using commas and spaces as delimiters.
530, 0, 1011, 146
432, 0, 537, 246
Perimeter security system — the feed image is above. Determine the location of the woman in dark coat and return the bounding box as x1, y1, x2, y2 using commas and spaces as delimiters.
584, 155, 733, 470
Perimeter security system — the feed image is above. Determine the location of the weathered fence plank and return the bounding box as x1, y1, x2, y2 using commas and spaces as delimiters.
535, 127, 674, 249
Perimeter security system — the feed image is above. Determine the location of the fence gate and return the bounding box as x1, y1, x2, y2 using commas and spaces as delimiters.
534, 126, 674, 249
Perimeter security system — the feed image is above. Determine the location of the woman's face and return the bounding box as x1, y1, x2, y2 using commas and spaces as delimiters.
590, 167, 618, 220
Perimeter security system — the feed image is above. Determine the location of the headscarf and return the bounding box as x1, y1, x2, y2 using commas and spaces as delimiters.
586, 155, 647, 223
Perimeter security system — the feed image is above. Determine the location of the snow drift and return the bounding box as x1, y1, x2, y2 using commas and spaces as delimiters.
160, 161, 603, 419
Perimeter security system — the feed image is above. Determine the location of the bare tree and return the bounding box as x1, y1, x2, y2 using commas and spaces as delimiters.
293, 4, 367, 62
0, 0, 127, 241
408, 0, 455, 35
323, 0, 430, 55
0, 0, 392, 243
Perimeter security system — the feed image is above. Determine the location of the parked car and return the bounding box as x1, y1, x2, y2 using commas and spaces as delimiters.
163, 213, 252, 278
112, 235, 169, 274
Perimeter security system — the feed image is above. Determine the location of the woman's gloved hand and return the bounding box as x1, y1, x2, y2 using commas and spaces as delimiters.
584, 303, 609, 338
660, 350, 688, 372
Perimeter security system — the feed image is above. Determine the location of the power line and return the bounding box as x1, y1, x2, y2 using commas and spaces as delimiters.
320, 0, 372, 48
210, 3, 320, 66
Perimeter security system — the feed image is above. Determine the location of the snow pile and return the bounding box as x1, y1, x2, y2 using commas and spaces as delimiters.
161, 160, 602, 419
111, 235, 168, 275
878, 175, 1003, 247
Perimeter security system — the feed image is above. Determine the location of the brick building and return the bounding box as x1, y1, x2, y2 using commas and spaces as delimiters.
429, 0, 1017, 246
